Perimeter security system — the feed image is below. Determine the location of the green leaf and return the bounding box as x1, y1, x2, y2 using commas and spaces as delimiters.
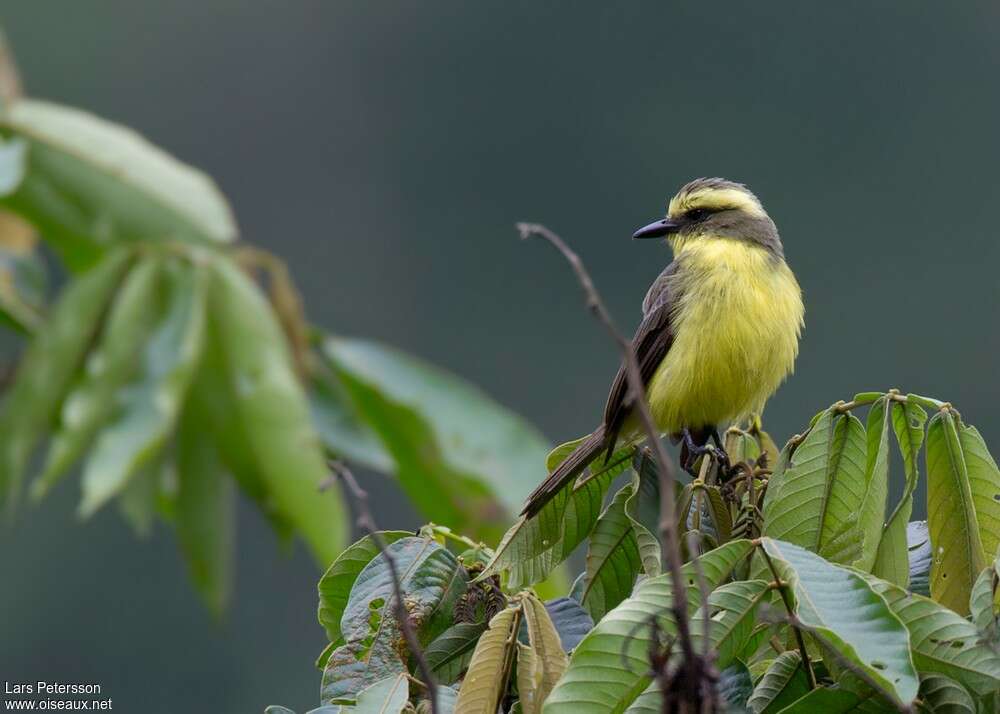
907, 520, 932, 597
346, 674, 409, 714
579, 482, 641, 621
856, 397, 891, 572
543, 540, 754, 712
321, 336, 551, 540
926, 410, 986, 615
0, 99, 235, 269
691, 580, 770, 671
34, 255, 163, 499
310, 369, 394, 474
0, 246, 132, 507
481, 442, 633, 588
518, 593, 568, 714
207, 257, 347, 566
956, 420, 1000, 562
173, 401, 236, 617
916, 674, 975, 714
872, 401, 927, 587
624, 450, 662, 576
761, 408, 870, 567
455, 606, 520, 714
748, 652, 810, 714
969, 558, 1000, 635
79, 258, 208, 516
116, 456, 160, 537
322, 536, 468, 703
770, 686, 863, 713
425, 622, 486, 684
543, 597, 593, 652
859, 571, 1000, 696
318, 531, 412, 644
759, 538, 918, 707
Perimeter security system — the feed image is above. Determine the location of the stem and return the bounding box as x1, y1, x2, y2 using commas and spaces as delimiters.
518, 222, 705, 710
328, 461, 440, 713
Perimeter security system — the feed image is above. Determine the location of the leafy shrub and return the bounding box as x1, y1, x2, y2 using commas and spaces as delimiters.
272, 393, 1000, 713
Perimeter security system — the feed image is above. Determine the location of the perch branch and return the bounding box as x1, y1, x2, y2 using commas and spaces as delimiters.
517, 222, 708, 712
327, 460, 439, 713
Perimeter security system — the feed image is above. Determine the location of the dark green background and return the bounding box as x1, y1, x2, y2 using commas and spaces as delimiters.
1, 2, 998, 712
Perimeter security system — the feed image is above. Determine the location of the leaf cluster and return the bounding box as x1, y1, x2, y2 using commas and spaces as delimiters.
277, 392, 1000, 713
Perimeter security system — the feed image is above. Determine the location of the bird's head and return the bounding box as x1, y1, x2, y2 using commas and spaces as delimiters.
633, 178, 783, 257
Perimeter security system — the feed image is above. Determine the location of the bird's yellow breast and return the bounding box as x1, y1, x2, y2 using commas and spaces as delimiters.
646, 239, 803, 434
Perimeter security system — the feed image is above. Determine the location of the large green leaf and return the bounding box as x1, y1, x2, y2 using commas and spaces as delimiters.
455, 606, 520, 714
0, 99, 235, 269
207, 257, 347, 566
322, 536, 468, 703
761, 408, 869, 566
926, 410, 986, 615
79, 257, 207, 516
542, 540, 754, 713
578, 482, 641, 621
518, 593, 568, 714
543, 597, 593, 652
0, 246, 132, 507
856, 397, 891, 572
770, 686, 864, 713
310, 369, 394, 475
481, 441, 633, 588
624, 450, 662, 576
873, 401, 927, 587
860, 571, 1000, 696
691, 579, 770, 671
759, 538, 918, 707
956, 420, 1000, 561
34, 255, 163, 497
424, 622, 487, 684
173, 401, 235, 618
969, 557, 999, 635
321, 336, 550, 540
916, 674, 975, 714
748, 652, 810, 714
317, 531, 412, 644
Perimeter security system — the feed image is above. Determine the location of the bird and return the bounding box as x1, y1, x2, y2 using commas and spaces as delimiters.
522, 177, 804, 516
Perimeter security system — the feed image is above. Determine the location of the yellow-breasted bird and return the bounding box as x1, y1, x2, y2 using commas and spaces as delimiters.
522, 178, 804, 516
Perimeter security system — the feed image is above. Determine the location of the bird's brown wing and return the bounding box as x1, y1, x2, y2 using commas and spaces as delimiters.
601, 262, 679, 453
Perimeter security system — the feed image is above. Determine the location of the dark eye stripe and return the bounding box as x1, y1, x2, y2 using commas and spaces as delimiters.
686, 208, 709, 221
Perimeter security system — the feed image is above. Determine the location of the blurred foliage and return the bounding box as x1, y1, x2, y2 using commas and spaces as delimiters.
0, 41, 550, 614
271, 391, 1000, 713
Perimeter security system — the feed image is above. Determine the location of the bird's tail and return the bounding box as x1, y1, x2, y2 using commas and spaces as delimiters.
521, 425, 607, 517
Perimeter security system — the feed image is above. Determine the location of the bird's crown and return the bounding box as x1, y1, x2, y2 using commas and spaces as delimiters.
668, 177, 766, 219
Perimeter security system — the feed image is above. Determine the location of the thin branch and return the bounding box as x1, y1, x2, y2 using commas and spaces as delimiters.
517, 222, 706, 711
756, 544, 817, 689
327, 460, 439, 713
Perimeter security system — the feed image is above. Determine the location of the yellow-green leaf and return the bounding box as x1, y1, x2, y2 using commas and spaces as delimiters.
455, 606, 520, 714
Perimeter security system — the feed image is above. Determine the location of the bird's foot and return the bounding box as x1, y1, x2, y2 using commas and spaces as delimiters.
681, 428, 732, 479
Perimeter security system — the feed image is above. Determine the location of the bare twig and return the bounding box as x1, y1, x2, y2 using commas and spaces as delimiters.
327, 460, 439, 713
517, 222, 708, 712
756, 543, 817, 689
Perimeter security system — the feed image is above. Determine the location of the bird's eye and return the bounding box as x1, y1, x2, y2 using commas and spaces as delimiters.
686, 208, 708, 221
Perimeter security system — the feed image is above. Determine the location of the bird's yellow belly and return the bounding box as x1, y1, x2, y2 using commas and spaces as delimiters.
646, 242, 802, 434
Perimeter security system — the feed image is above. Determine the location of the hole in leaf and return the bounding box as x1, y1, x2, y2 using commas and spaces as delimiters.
951, 640, 964, 648
370, 598, 385, 610
993, 494, 1000, 502
871, 661, 886, 670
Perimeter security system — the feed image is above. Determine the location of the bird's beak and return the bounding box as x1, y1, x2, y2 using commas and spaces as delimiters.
632, 218, 680, 240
